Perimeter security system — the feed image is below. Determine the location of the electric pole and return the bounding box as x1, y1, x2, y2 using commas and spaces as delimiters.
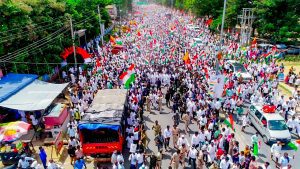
98, 5, 104, 45
70, 17, 77, 67
216, 0, 227, 75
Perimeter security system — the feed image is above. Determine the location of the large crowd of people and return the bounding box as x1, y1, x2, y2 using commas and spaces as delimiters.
50, 4, 300, 169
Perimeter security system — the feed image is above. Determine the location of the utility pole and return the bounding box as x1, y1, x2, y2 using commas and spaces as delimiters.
216, 0, 227, 75
98, 5, 104, 45
70, 17, 77, 67
238, 8, 255, 46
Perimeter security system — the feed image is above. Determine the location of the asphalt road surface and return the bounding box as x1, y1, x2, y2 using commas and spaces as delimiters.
131, 98, 300, 169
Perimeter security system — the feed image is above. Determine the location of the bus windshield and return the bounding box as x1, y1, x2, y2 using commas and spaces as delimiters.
268, 120, 288, 130
81, 128, 119, 143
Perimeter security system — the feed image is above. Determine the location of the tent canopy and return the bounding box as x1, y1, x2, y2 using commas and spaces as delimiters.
0, 73, 38, 102
0, 80, 69, 111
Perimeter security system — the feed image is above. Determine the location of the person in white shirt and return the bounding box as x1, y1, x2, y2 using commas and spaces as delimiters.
215, 98, 222, 117
188, 145, 198, 168
207, 142, 217, 162
163, 125, 172, 150
128, 153, 137, 169
204, 129, 212, 142
286, 116, 297, 132
191, 132, 200, 148
177, 135, 190, 148
271, 141, 282, 165
261, 161, 271, 169
241, 112, 249, 132
47, 159, 60, 169
219, 157, 231, 169
136, 151, 144, 168
30, 113, 39, 130
279, 152, 292, 168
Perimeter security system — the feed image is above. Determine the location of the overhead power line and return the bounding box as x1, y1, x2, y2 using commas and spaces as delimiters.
0, 27, 70, 62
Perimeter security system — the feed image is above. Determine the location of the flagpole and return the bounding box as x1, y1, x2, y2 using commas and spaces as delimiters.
216, 0, 227, 75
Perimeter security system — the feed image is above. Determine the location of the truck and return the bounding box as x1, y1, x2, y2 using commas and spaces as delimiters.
77, 89, 128, 161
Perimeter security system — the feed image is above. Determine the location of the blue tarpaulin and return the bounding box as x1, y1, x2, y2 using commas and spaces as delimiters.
0, 73, 38, 103
78, 123, 120, 131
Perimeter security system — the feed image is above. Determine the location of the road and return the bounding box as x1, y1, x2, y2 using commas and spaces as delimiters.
134, 97, 300, 169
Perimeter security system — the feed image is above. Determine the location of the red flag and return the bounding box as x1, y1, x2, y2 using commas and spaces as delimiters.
251, 37, 257, 48
96, 58, 101, 67
137, 31, 141, 36
206, 18, 213, 26
229, 114, 234, 131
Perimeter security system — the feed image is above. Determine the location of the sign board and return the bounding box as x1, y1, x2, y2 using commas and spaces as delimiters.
54, 131, 64, 154
278, 73, 284, 81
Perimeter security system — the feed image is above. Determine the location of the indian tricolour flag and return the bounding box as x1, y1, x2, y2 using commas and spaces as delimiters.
224, 114, 235, 131
119, 64, 135, 89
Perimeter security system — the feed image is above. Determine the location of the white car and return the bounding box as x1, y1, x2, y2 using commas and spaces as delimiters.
249, 104, 291, 145
226, 60, 252, 82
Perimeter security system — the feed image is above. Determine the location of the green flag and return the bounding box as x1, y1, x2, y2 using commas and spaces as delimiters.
287, 142, 298, 151
253, 142, 259, 156
124, 73, 135, 89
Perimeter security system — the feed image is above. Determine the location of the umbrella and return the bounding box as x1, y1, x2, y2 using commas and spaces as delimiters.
0, 121, 31, 142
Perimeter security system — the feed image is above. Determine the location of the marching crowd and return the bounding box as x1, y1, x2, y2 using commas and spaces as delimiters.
55, 3, 300, 169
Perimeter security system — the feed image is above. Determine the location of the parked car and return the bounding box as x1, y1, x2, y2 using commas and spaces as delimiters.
287, 45, 300, 55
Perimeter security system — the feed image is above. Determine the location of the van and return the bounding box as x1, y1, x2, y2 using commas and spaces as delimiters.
249, 104, 291, 145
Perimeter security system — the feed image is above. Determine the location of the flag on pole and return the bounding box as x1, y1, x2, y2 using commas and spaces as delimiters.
119, 64, 136, 89
183, 52, 190, 65
110, 36, 116, 44
224, 114, 235, 131
287, 142, 298, 151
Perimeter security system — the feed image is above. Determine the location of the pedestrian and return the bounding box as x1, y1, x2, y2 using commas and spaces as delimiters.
75, 146, 84, 159
152, 120, 161, 136
155, 131, 164, 152
129, 153, 137, 169
188, 145, 198, 169
74, 158, 86, 169
111, 150, 118, 166
47, 159, 60, 169
179, 143, 188, 168
170, 149, 180, 169
279, 152, 292, 168
67, 145, 76, 165
156, 149, 163, 169
182, 112, 190, 134
163, 125, 172, 150
39, 146, 47, 169
251, 132, 259, 149
249, 156, 258, 169
140, 129, 149, 148
171, 124, 179, 149
271, 141, 282, 166
219, 157, 231, 169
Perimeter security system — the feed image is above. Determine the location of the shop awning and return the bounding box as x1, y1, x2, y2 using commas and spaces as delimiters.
0, 80, 69, 111
0, 73, 38, 102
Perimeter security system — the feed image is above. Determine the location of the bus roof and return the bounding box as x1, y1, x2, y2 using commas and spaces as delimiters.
81, 89, 127, 124
86, 89, 127, 113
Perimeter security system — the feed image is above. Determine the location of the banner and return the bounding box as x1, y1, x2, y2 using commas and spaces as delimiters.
54, 131, 64, 154
278, 73, 284, 81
